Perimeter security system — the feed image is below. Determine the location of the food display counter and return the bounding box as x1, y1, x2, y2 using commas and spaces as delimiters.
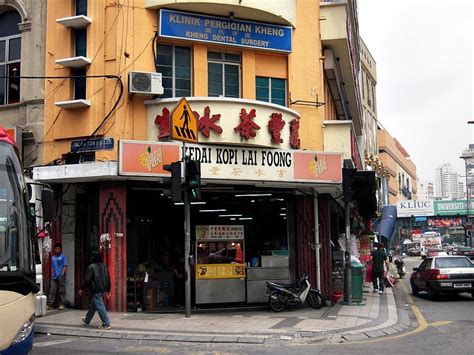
195, 225, 246, 304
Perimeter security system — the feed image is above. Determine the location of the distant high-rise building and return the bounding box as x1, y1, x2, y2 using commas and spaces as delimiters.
434, 163, 465, 199
417, 180, 434, 200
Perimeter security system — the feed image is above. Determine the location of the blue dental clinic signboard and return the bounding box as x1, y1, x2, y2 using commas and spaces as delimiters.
159, 9, 292, 53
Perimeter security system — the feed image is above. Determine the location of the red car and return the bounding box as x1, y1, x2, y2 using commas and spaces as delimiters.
410, 256, 474, 300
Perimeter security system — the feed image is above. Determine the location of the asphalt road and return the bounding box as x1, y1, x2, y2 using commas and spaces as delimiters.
32, 256, 474, 354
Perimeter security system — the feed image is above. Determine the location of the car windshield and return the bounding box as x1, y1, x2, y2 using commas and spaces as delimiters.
0, 142, 31, 273
435, 257, 474, 269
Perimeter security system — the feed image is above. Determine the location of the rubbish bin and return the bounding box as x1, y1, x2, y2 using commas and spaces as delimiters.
351, 262, 364, 301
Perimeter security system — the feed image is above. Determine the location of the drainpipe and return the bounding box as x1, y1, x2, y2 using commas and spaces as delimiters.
313, 190, 321, 290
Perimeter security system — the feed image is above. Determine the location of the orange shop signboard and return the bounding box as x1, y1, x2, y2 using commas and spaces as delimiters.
119, 140, 342, 183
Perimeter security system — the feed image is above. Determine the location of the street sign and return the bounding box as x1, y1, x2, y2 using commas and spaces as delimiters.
71, 137, 114, 152
170, 97, 198, 143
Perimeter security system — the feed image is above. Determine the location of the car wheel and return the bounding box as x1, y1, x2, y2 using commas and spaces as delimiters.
410, 280, 419, 296
427, 285, 438, 301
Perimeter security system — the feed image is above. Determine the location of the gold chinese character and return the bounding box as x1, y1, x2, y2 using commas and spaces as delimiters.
277, 169, 286, 178
255, 168, 265, 177
231, 168, 242, 176
210, 166, 220, 175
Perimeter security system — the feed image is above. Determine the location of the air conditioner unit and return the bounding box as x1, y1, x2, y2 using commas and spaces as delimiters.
128, 71, 164, 95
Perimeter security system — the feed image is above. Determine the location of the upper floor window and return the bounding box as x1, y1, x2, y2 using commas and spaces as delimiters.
208, 51, 240, 98
0, 10, 21, 105
256, 77, 286, 106
156, 44, 191, 98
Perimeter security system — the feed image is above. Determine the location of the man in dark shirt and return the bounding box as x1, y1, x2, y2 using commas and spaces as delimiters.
79, 250, 111, 329
370, 242, 390, 294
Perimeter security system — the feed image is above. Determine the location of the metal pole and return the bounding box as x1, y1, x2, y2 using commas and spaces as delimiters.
465, 158, 470, 247
182, 143, 191, 318
343, 201, 352, 305
313, 191, 321, 290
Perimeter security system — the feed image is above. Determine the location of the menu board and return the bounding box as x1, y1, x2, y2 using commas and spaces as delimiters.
196, 225, 244, 241
195, 263, 246, 279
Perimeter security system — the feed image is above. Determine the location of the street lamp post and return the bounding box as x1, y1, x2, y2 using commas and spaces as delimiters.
461, 148, 474, 247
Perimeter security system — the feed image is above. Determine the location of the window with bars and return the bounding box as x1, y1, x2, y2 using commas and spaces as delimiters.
207, 51, 240, 98
256, 77, 286, 106
0, 11, 21, 105
156, 44, 191, 98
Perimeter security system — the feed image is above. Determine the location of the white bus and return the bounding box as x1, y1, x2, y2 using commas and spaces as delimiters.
0, 127, 53, 354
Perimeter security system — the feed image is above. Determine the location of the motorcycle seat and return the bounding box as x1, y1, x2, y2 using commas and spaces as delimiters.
266, 281, 294, 289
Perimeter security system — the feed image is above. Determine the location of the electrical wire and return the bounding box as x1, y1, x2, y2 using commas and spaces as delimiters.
1, 74, 124, 157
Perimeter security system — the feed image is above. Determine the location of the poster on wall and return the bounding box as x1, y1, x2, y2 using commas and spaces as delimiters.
196, 225, 245, 241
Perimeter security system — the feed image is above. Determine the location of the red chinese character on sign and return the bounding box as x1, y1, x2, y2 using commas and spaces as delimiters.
196, 106, 223, 138
268, 113, 285, 143
234, 108, 260, 140
290, 119, 300, 149
154, 107, 170, 139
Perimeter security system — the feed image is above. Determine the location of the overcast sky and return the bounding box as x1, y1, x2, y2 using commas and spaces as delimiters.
357, 0, 473, 181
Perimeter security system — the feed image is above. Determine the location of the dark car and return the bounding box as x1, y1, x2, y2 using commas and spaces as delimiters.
410, 256, 474, 300
408, 248, 421, 257
454, 247, 474, 259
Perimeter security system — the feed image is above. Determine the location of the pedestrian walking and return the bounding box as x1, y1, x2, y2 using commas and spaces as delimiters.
47, 242, 68, 310
79, 250, 112, 329
370, 242, 390, 295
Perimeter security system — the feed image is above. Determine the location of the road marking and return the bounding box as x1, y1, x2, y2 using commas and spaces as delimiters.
34, 339, 73, 347
341, 279, 451, 344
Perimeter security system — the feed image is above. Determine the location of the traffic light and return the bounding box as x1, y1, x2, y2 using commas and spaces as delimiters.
342, 168, 356, 202
163, 161, 182, 203
186, 160, 201, 201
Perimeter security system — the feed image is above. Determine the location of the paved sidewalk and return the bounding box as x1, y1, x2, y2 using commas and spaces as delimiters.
35, 283, 414, 345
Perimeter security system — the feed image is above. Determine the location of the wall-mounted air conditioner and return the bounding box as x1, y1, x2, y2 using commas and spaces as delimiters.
128, 71, 163, 95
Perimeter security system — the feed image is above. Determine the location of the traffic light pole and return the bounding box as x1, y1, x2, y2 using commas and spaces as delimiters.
182, 143, 192, 318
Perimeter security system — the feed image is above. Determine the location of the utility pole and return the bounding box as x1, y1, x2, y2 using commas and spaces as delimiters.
342, 168, 355, 305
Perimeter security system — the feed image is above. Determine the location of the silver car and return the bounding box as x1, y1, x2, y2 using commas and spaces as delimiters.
410, 256, 474, 299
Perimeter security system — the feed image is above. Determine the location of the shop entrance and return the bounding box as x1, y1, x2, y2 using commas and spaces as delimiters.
126, 183, 293, 312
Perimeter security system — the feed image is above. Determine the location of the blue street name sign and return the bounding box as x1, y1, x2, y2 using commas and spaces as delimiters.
71, 138, 114, 152
159, 9, 292, 53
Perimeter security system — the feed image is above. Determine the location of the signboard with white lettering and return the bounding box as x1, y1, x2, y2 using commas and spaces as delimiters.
396, 200, 434, 217
159, 9, 292, 53
434, 200, 474, 216
71, 138, 114, 152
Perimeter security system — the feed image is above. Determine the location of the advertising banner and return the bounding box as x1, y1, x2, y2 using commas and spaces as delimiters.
434, 200, 474, 216
396, 200, 434, 217
119, 140, 342, 184
195, 264, 246, 279
196, 225, 244, 241
159, 9, 292, 52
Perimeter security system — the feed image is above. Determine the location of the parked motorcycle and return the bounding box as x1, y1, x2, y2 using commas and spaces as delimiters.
394, 257, 406, 279
266, 272, 323, 312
